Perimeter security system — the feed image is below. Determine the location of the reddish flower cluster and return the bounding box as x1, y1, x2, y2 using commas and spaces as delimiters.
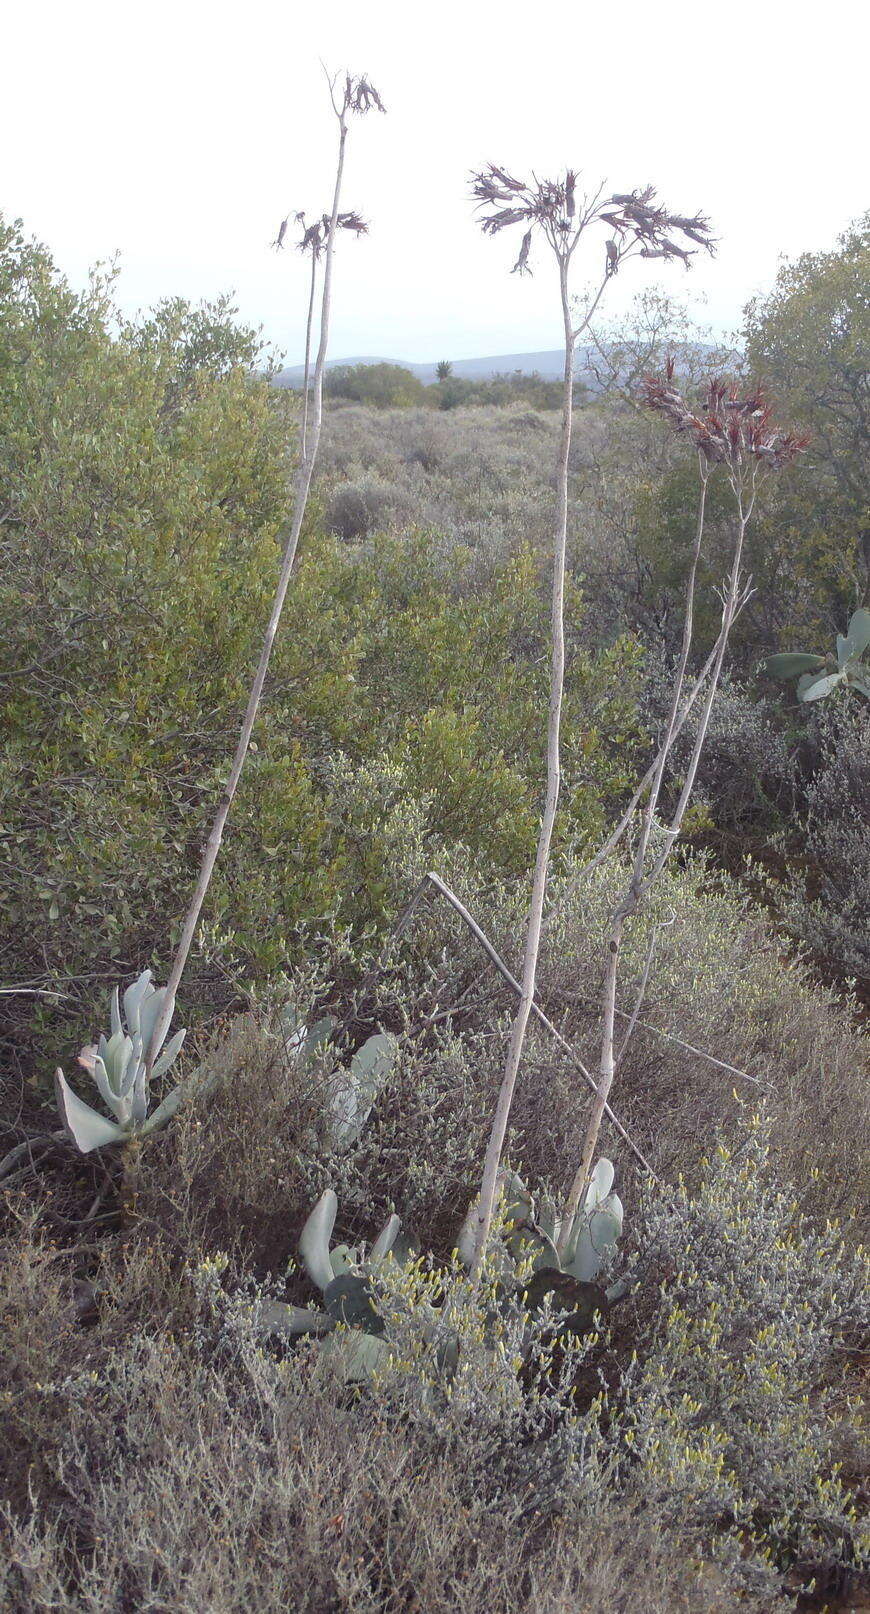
642, 360, 810, 468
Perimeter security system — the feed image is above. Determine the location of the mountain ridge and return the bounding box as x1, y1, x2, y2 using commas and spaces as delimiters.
273, 349, 591, 387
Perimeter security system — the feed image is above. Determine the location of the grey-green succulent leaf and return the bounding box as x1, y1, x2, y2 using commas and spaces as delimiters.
151, 1027, 187, 1081
314, 1330, 390, 1385
798, 670, 844, 702
766, 610, 869, 703
563, 1193, 624, 1283
139, 1084, 185, 1136
844, 607, 870, 660
585, 1158, 616, 1210
368, 1213, 401, 1268
257, 1300, 334, 1338
298, 1189, 339, 1292
123, 969, 153, 1037
322, 1273, 384, 1335
763, 652, 827, 679
537, 1194, 558, 1243
281, 1006, 337, 1069
54, 1068, 127, 1153
329, 1243, 361, 1278
328, 1031, 394, 1150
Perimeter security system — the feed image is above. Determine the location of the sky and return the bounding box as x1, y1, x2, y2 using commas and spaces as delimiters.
4, 0, 867, 366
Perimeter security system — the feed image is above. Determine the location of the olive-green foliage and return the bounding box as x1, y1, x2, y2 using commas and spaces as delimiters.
624, 217, 870, 666
0, 218, 293, 1066
773, 697, 870, 984
0, 218, 641, 1073
433, 371, 574, 411
615, 437, 850, 673
323, 362, 572, 412
324, 360, 428, 406
576, 232, 869, 669
744, 213, 870, 628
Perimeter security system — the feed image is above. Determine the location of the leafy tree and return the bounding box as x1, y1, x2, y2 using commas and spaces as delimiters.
435, 359, 452, 381
744, 214, 870, 626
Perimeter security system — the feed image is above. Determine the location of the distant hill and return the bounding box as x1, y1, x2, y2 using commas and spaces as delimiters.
273, 350, 591, 388
272, 340, 729, 393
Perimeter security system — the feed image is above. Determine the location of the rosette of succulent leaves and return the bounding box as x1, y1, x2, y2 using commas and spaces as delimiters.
764, 607, 870, 702
457, 1159, 628, 1326
54, 970, 186, 1153
258, 1160, 625, 1385
258, 1187, 407, 1384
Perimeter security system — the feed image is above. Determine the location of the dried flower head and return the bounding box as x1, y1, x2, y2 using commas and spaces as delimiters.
642, 365, 810, 469
345, 74, 386, 115
471, 166, 716, 280
273, 209, 369, 257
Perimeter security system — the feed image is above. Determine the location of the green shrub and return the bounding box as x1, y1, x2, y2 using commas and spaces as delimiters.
774, 698, 870, 984
0, 221, 641, 1079
324, 360, 428, 407
615, 1119, 868, 1595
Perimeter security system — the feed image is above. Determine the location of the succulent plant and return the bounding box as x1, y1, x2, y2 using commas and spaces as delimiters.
457, 1160, 625, 1338
763, 607, 870, 703
282, 1007, 395, 1151
260, 1189, 406, 1382
54, 970, 186, 1154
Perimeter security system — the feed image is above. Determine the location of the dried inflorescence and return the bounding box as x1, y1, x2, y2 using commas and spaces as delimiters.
273, 210, 369, 256
470, 167, 715, 278
270, 71, 383, 252
642, 358, 810, 469
343, 73, 386, 115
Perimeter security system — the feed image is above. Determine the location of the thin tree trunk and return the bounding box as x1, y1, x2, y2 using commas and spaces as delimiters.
545, 581, 752, 918
467, 256, 574, 1282
300, 251, 319, 460
629, 467, 708, 879
644, 481, 754, 888
145, 117, 350, 1078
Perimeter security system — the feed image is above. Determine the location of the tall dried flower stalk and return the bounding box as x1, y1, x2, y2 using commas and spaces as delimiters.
557, 367, 808, 1243
144, 71, 384, 1079
465, 172, 714, 1280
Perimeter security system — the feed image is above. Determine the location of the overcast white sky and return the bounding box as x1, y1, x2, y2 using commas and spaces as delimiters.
4, 0, 867, 365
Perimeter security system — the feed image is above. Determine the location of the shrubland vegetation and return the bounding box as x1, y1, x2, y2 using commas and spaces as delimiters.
0, 72, 867, 1614
322, 358, 572, 410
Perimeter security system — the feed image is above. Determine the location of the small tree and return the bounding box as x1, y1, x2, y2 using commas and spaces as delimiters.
436, 359, 452, 381
465, 170, 715, 1277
